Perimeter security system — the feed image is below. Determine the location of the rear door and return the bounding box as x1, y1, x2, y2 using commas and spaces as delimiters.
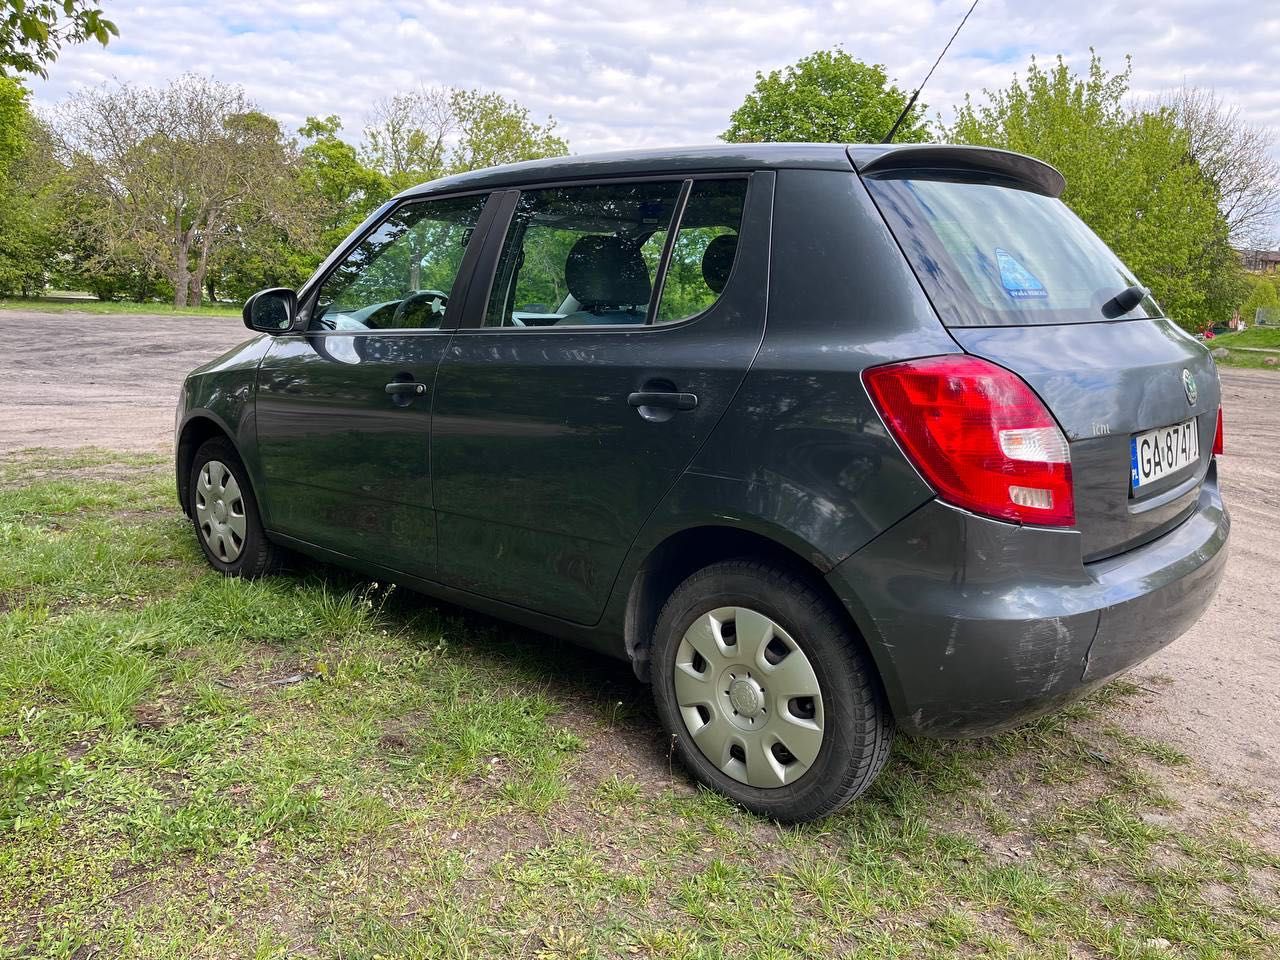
431, 173, 772, 623
254, 192, 495, 579
862, 168, 1221, 560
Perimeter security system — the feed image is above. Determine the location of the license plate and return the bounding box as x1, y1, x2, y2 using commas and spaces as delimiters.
1130, 418, 1199, 490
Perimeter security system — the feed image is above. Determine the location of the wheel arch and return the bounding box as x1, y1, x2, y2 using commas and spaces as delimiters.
622, 524, 889, 713
176, 413, 240, 517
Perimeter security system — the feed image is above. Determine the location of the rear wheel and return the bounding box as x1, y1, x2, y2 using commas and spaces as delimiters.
188, 437, 279, 578
651, 559, 892, 822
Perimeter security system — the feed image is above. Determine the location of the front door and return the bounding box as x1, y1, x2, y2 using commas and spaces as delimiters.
432, 173, 772, 623
255, 192, 494, 580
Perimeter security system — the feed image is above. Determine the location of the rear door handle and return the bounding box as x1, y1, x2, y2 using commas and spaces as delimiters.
627, 391, 698, 411
385, 381, 427, 396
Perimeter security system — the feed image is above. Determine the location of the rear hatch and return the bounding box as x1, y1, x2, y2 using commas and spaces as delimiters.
855, 145, 1220, 560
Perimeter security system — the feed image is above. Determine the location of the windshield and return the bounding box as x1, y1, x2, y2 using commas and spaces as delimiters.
864, 175, 1162, 327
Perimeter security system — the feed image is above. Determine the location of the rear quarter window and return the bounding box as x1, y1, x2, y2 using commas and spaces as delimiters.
864, 174, 1161, 327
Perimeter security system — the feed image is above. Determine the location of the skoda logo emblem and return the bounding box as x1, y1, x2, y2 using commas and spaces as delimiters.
1182, 369, 1198, 407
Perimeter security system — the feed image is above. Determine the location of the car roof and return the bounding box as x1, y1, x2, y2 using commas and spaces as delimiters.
396, 143, 852, 199
397, 142, 1065, 200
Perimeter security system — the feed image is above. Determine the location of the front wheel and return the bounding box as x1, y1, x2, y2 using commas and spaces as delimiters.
651, 559, 893, 822
188, 437, 279, 578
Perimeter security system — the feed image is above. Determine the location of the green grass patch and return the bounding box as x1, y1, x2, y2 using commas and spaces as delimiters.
0, 297, 242, 318
1212, 326, 1280, 370
1213, 326, 1280, 350
1, 449, 1277, 958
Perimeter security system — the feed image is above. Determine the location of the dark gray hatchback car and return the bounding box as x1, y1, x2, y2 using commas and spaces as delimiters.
176, 143, 1229, 822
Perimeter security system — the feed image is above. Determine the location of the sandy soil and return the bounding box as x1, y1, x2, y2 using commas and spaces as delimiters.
0, 309, 1275, 793
0, 310, 251, 454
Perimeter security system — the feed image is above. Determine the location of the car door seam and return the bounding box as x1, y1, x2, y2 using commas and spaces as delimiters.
590, 170, 778, 628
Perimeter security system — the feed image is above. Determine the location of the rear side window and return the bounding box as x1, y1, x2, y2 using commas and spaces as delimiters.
483, 181, 682, 328
864, 175, 1161, 327
653, 179, 747, 325
481, 177, 748, 328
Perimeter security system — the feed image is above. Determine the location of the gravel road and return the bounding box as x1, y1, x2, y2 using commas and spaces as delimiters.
1, 309, 1275, 791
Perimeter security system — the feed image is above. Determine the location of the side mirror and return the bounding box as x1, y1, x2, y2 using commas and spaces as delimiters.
243, 287, 297, 334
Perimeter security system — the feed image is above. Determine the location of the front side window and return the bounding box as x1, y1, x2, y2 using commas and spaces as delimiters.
311, 194, 487, 332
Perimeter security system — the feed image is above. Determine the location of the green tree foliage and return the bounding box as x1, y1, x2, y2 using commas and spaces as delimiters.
1239, 272, 1280, 323
0, 0, 116, 77
361, 86, 567, 193
948, 53, 1245, 332
722, 49, 928, 144
448, 89, 568, 172
298, 115, 389, 250
56, 76, 314, 307
0, 77, 62, 295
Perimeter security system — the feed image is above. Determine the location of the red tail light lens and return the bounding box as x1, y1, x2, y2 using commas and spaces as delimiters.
864, 355, 1075, 527
1213, 405, 1223, 456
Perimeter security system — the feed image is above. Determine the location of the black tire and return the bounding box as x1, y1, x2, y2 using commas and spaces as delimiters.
188, 437, 280, 578
651, 559, 893, 822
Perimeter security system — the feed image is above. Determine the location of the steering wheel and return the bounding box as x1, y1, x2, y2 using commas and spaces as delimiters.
390, 290, 448, 329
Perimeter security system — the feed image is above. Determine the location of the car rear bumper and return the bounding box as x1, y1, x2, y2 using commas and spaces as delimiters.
826, 462, 1229, 737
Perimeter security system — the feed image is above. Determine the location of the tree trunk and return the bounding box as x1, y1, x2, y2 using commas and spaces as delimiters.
173, 241, 190, 308
190, 224, 216, 307
409, 229, 423, 291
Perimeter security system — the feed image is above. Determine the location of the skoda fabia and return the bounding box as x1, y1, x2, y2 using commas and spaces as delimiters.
176, 144, 1229, 822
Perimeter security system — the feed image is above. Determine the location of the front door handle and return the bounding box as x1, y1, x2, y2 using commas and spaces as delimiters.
385, 381, 427, 397
627, 391, 698, 411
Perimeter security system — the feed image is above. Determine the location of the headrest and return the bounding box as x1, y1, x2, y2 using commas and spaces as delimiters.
701, 233, 738, 295
565, 235, 651, 308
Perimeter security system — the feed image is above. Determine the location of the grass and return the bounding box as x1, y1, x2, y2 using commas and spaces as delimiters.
0, 296, 242, 318
2, 448, 1277, 959
1211, 326, 1280, 370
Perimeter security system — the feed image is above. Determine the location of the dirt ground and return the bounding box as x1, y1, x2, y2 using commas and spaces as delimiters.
1, 308, 1275, 794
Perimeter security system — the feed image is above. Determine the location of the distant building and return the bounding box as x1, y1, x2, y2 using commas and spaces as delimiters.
1239, 248, 1280, 273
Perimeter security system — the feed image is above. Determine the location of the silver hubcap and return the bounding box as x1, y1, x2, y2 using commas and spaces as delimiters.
674, 606, 825, 789
195, 460, 247, 563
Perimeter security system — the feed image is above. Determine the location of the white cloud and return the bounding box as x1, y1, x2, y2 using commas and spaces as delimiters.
23, 0, 1280, 156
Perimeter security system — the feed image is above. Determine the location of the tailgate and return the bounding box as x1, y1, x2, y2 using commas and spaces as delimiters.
950, 318, 1220, 560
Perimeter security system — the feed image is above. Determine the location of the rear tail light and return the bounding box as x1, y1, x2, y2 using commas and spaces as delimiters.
864, 355, 1075, 527
1213, 405, 1224, 456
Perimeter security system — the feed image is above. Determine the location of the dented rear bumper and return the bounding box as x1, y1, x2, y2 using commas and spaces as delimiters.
827, 463, 1229, 737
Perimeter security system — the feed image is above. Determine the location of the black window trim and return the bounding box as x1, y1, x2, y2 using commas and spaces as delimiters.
455, 171, 752, 335
288, 186, 502, 337
645, 179, 692, 326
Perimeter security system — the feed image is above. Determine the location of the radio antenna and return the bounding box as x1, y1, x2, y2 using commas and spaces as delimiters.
882, 0, 980, 143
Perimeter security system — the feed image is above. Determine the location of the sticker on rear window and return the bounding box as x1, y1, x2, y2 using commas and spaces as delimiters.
995, 248, 1048, 300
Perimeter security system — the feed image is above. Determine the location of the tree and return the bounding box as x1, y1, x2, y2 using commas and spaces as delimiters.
1239, 273, 1279, 324
722, 49, 928, 144
361, 86, 454, 191
0, 77, 63, 295
948, 53, 1245, 332
1, 0, 116, 77
448, 89, 567, 172
55, 74, 314, 307
361, 86, 567, 192
299, 115, 389, 248
1156, 86, 1280, 249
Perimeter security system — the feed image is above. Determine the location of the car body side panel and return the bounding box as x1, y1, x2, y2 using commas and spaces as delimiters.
676, 168, 956, 567
430, 173, 774, 626
579, 168, 960, 662
175, 334, 273, 517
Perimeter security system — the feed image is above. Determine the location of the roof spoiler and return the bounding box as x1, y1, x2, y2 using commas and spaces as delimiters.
848, 144, 1066, 198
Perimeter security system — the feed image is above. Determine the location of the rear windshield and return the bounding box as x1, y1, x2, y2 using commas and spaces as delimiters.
864, 174, 1161, 327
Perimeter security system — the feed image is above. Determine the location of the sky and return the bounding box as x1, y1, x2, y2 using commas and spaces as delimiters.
25, 0, 1280, 154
